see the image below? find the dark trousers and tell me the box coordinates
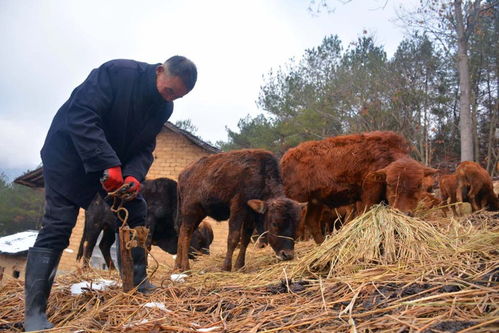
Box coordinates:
[34,185,147,252]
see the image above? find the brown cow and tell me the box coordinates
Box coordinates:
[174,149,303,272]
[439,173,461,216]
[456,161,499,211]
[281,131,438,244]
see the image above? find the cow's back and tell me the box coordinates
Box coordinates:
[456,161,499,210]
[456,161,495,195]
[178,149,284,208]
[281,131,410,202]
[456,161,492,184]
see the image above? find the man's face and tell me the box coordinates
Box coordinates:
[156,66,189,102]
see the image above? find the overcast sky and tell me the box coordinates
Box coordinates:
[0,0,418,178]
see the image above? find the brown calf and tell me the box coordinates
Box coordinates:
[456,161,499,211]
[439,173,461,216]
[281,131,438,244]
[175,149,303,272]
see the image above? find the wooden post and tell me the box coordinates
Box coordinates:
[118,226,134,292]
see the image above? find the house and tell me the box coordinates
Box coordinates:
[0,230,38,281]
[14,121,220,273]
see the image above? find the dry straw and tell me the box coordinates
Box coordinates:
[0,205,497,332]
[289,205,456,278]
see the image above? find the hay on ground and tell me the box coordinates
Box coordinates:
[0,206,497,332]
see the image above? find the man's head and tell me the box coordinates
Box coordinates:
[156,56,197,102]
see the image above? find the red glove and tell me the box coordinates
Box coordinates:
[124,176,141,194]
[101,166,123,192]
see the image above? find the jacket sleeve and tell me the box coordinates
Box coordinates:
[122,138,156,182]
[66,64,121,173]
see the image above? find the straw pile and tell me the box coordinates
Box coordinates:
[0,206,497,332]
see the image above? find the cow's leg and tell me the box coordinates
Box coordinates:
[360,175,385,213]
[345,204,356,223]
[467,184,480,211]
[81,227,102,268]
[480,195,488,211]
[440,189,451,216]
[145,215,155,252]
[99,228,116,270]
[174,211,204,272]
[448,192,459,216]
[234,217,255,270]
[456,179,466,203]
[296,207,307,241]
[305,202,324,244]
[223,200,246,271]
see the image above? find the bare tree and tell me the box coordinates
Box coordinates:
[398,0,486,162]
[455,0,482,161]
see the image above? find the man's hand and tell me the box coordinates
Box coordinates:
[101,166,123,192]
[124,176,141,195]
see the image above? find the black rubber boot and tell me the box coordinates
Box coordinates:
[24,247,61,332]
[115,234,156,294]
[132,247,156,294]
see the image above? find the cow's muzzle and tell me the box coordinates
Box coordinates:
[277,249,294,261]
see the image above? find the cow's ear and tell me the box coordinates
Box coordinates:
[424,167,439,176]
[373,169,387,182]
[247,199,266,214]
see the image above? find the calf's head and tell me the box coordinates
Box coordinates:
[247,198,303,261]
[374,159,438,215]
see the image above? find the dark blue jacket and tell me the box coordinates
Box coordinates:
[41,60,173,208]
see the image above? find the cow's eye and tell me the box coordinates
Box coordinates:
[271,222,278,228]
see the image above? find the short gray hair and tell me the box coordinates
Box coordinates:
[163,56,197,91]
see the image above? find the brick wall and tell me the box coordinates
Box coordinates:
[0,254,25,282]
[147,127,211,180]
[57,127,215,272]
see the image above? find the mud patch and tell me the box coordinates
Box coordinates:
[425,320,477,332]
[266,280,309,294]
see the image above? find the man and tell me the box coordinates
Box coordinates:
[24,56,197,331]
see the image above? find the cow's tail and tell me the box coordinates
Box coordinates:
[76,224,87,261]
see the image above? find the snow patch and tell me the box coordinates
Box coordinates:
[170,273,188,282]
[70,279,117,295]
[0,230,37,254]
[144,302,171,312]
